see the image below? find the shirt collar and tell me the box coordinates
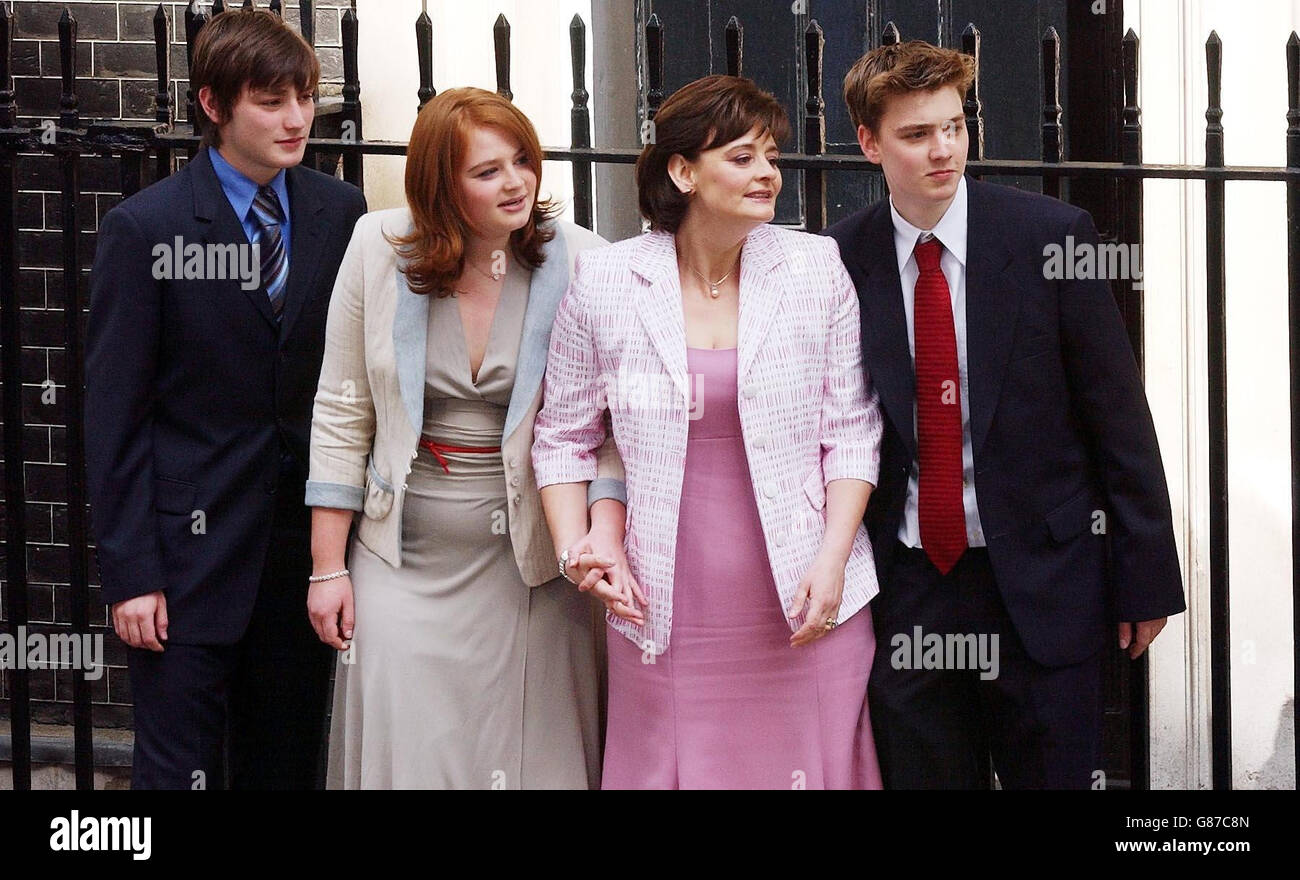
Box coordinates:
[890,174,968,270]
[208,146,289,223]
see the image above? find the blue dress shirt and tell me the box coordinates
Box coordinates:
[208,146,292,265]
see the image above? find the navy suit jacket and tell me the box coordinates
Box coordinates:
[85,147,367,644]
[826,177,1185,667]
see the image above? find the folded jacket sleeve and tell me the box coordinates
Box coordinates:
[533,253,607,488]
[305,216,376,511]
[589,410,627,506]
[820,238,882,486]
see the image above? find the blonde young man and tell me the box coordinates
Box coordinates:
[826,42,1184,789]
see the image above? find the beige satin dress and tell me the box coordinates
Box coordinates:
[326,258,603,789]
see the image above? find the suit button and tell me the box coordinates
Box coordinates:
[513,493,522,504]
[510,458,519,468]
[263,479,277,494]
[411,450,418,460]
[743,384,758,399]
[763,481,777,499]
[511,476,520,487]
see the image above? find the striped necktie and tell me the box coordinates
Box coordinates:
[249,185,288,320]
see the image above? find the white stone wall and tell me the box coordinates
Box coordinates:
[1132,0,1297,790]
[356,0,595,218]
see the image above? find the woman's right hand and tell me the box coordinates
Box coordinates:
[308,574,355,650]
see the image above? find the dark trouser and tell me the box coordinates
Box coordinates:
[127,462,334,790]
[868,542,1102,790]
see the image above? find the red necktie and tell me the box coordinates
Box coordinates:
[913,237,967,574]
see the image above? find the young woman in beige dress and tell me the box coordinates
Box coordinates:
[304,88,625,789]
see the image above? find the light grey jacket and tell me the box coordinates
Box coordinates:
[305,208,625,586]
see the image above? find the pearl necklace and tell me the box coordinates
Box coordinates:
[684,259,738,298]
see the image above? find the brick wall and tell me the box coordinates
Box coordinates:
[0,0,352,730]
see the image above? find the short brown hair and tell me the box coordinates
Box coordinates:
[387,88,557,297]
[842,41,975,133]
[636,75,790,233]
[191,9,320,147]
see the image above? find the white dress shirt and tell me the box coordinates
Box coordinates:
[889,176,986,548]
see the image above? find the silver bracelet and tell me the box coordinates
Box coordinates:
[558,550,577,585]
[309,569,350,583]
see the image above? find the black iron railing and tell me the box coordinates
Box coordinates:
[0,1,1296,792]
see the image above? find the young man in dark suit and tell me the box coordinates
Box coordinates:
[85,9,367,789]
[825,41,1185,789]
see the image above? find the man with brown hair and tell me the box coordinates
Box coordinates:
[826,41,1184,788]
[85,9,367,788]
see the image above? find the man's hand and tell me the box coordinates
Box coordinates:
[112,591,168,652]
[1118,617,1167,659]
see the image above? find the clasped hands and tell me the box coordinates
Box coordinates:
[559,531,847,649]
[560,526,647,626]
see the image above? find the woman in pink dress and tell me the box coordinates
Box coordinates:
[533,75,885,789]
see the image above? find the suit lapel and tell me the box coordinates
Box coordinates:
[846,207,918,462]
[631,230,690,401]
[278,166,327,343]
[503,223,569,444]
[964,179,1020,460]
[393,250,430,435]
[736,224,787,382]
[192,147,277,330]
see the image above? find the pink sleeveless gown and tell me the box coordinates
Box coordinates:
[601,346,883,789]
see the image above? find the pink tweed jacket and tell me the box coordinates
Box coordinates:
[532,223,883,654]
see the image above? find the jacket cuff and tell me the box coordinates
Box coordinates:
[305,479,364,511]
[823,455,880,488]
[588,477,627,508]
[533,458,599,490]
[862,455,880,487]
[98,549,167,605]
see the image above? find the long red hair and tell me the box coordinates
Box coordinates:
[388,87,557,296]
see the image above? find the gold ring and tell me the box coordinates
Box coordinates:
[824,617,837,630]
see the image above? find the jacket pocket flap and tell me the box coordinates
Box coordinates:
[363,456,395,520]
[154,477,196,515]
[1045,487,1097,543]
[802,465,826,511]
